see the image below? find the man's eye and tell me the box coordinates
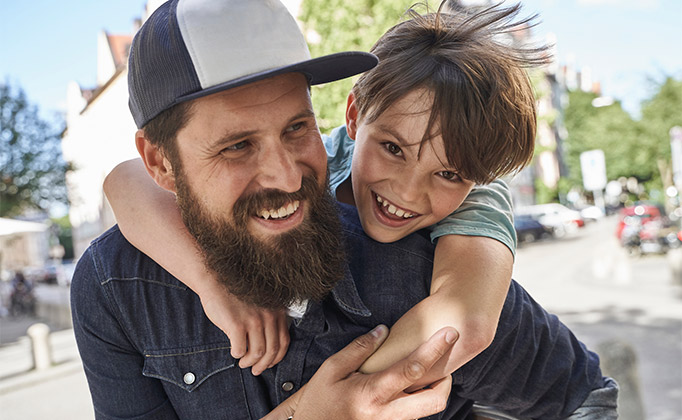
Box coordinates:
[286,122,304,132]
[383,142,402,156]
[223,141,247,152]
[439,170,461,182]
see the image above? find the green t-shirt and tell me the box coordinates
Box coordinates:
[324,125,517,256]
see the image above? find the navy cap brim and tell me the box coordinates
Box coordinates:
[177,51,378,105]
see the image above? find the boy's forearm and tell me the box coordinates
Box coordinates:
[359,234,513,384]
[431,234,512,364]
[103,158,213,295]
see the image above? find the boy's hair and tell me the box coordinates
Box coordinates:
[351,1,551,184]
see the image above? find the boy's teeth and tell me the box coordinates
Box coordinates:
[374,194,415,219]
[258,200,300,220]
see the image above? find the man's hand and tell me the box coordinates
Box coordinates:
[200,283,289,375]
[262,325,458,420]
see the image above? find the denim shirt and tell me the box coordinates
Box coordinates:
[71,203,604,420]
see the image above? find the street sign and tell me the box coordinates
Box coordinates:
[670,126,682,188]
[580,149,607,191]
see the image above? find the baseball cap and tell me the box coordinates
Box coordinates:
[128,0,378,128]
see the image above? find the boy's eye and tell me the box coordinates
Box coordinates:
[439,170,461,182]
[383,142,403,156]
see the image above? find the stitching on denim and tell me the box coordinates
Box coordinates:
[332,294,371,317]
[101,277,186,290]
[144,346,232,358]
[144,365,235,392]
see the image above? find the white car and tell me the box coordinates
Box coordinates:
[516,204,584,238]
[579,205,605,222]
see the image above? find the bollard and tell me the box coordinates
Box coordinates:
[667,248,682,289]
[26,322,52,371]
[597,340,645,420]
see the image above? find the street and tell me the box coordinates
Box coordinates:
[514,215,682,420]
[0,216,680,419]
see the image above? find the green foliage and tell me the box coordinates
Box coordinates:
[299,0,435,133]
[639,77,682,188]
[563,90,642,188]
[534,177,558,204]
[51,214,74,260]
[0,82,70,217]
[562,77,682,196]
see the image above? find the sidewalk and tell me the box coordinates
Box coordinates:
[0,326,94,419]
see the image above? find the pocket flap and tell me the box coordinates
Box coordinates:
[143,344,235,392]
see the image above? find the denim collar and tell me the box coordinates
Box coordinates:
[330,263,372,317]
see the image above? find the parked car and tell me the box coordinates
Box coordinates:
[516,203,584,238]
[615,203,664,241]
[514,214,553,243]
[579,205,605,223]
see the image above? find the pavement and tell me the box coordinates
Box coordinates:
[0,284,94,419]
[0,324,94,419]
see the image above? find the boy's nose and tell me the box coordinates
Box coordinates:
[256,144,302,193]
[393,170,425,204]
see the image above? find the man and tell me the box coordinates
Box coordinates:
[71,0,616,419]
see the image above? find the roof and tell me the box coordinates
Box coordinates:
[107,34,133,69]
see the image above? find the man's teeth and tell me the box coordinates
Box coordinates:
[259,200,300,220]
[375,195,415,218]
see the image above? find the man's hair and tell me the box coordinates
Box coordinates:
[141,101,195,170]
[351,2,551,184]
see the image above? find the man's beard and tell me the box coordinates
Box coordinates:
[175,171,345,310]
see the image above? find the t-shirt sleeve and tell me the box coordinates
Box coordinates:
[324,125,355,198]
[429,179,517,256]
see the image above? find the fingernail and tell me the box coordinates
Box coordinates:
[370,325,386,338]
[445,330,457,344]
[370,324,386,338]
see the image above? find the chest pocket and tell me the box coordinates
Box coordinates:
[142,344,236,392]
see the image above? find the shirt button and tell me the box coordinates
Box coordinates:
[281,381,294,392]
[183,372,196,385]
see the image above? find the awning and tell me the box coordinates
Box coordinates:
[0,218,49,237]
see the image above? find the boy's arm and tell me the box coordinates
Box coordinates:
[103,159,289,373]
[359,234,512,387]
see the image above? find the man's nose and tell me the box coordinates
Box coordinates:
[256,143,303,193]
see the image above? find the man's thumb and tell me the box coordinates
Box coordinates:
[324,325,389,375]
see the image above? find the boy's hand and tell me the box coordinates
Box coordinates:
[199,284,290,375]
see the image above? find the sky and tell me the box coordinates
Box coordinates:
[1,0,680,122]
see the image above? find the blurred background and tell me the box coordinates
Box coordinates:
[0,0,680,419]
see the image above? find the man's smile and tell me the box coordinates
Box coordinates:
[257,200,301,220]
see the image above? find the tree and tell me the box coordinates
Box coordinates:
[563,90,642,189]
[0,82,70,217]
[639,77,682,191]
[299,0,434,133]
[563,78,682,198]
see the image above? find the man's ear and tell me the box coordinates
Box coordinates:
[135,129,177,192]
[345,92,359,141]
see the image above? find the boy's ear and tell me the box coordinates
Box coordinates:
[135,129,177,193]
[345,92,359,140]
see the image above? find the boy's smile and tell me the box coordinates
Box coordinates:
[346,88,475,243]
[373,192,418,224]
